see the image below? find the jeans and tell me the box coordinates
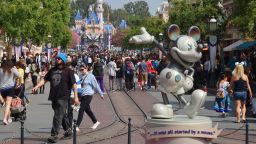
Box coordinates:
[147,73,156,88]
[76,96,97,127]
[215,91,231,112]
[96,76,104,92]
[51,100,71,136]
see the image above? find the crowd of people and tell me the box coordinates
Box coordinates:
[0,49,256,143]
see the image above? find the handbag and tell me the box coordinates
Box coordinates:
[216,91,224,98]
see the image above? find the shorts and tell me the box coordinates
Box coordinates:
[233,91,247,102]
[1,87,15,98]
[109,76,115,80]
[140,72,148,82]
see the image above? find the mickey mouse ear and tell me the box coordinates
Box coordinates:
[167,24,180,41]
[188,26,200,41]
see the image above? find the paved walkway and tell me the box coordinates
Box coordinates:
[0,77,255,144]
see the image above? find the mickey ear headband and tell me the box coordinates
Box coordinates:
[235,62,245,66]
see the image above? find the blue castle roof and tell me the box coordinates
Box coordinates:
[75,10,83,20]
[86,12,100,24]
[104,24,114,32]
[119,20,128,29]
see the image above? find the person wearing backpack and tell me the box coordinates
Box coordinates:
[123,58,135,91]
[92,58,105,93]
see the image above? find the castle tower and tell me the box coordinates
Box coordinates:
[96,0,104,32]
[156,1,169,23]
[74,10,83,30]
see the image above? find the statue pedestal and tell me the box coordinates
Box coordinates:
[146,115,221,144]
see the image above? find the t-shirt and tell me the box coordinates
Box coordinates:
[18,68,24,84]
[139,61,148,73]
[45,67,76,101]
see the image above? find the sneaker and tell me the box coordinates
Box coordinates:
[48,135,58,143]
[62,129,73,140]
[91,121,100,129]
[2,120,8,125]
[8,118,12,124]
[76,127,80,132]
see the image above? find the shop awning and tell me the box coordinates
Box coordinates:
[223,39,256,52]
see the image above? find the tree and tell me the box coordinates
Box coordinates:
[232,0,256,38]
[124,1,151,17]
[168,0,225,37]
[122,17,166,50]
[111,30,127,47]
[110,8,128,27]
[70,0,96,26]
[0,0,72,58]
[0,0,41,58]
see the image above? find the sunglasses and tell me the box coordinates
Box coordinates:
[79,68,84,71]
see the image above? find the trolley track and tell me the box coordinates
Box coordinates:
[0,84,148,144]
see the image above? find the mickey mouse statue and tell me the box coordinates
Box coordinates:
[129,24,207,119]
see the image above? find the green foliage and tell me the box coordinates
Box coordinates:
[122,17,166,50]
[168,0,224,37]
[232,0,256,37]
[70,0,96,26]
[110,8,129,27]
[124,1,151,17]
[0,0,72,57]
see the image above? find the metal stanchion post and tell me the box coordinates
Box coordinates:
[246,119,248,144]
[128,118,131,144]
[73,119,77,144]
[20,121,24,144]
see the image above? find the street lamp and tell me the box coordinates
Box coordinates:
[47,34,52,67]
[208,16,224,88]
[209,17,217,32]
[159,33,163,59]
[209,16,224,73]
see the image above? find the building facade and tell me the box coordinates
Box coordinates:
[74,0,115,52]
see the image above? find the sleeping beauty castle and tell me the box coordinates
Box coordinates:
[73,0,117,51]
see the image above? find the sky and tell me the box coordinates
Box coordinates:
[104,0,166,15]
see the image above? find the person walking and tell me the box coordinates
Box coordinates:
[123,58,135,91]
[32,53,79,143]
[76,64,104,132]
[92,58,105,93]
[230,62,252,123]
[107,58,117,91]
[116,59,124,91]
[215,74,231,117]
[138,57,148,90]
[0,60,20,125]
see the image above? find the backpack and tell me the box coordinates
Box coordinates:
[126,61,134,75]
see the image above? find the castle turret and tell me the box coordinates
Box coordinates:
[96,0,104,31]
[156,1,169,23]
[75,10,83,30]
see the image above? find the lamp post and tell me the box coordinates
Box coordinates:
[47,34,52,68]
[209,16,224,73]
[159,33,163,59]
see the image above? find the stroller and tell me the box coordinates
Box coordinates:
[10,84,27,121]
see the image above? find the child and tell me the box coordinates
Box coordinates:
[214,74,231,117]
[15,78,30,104]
